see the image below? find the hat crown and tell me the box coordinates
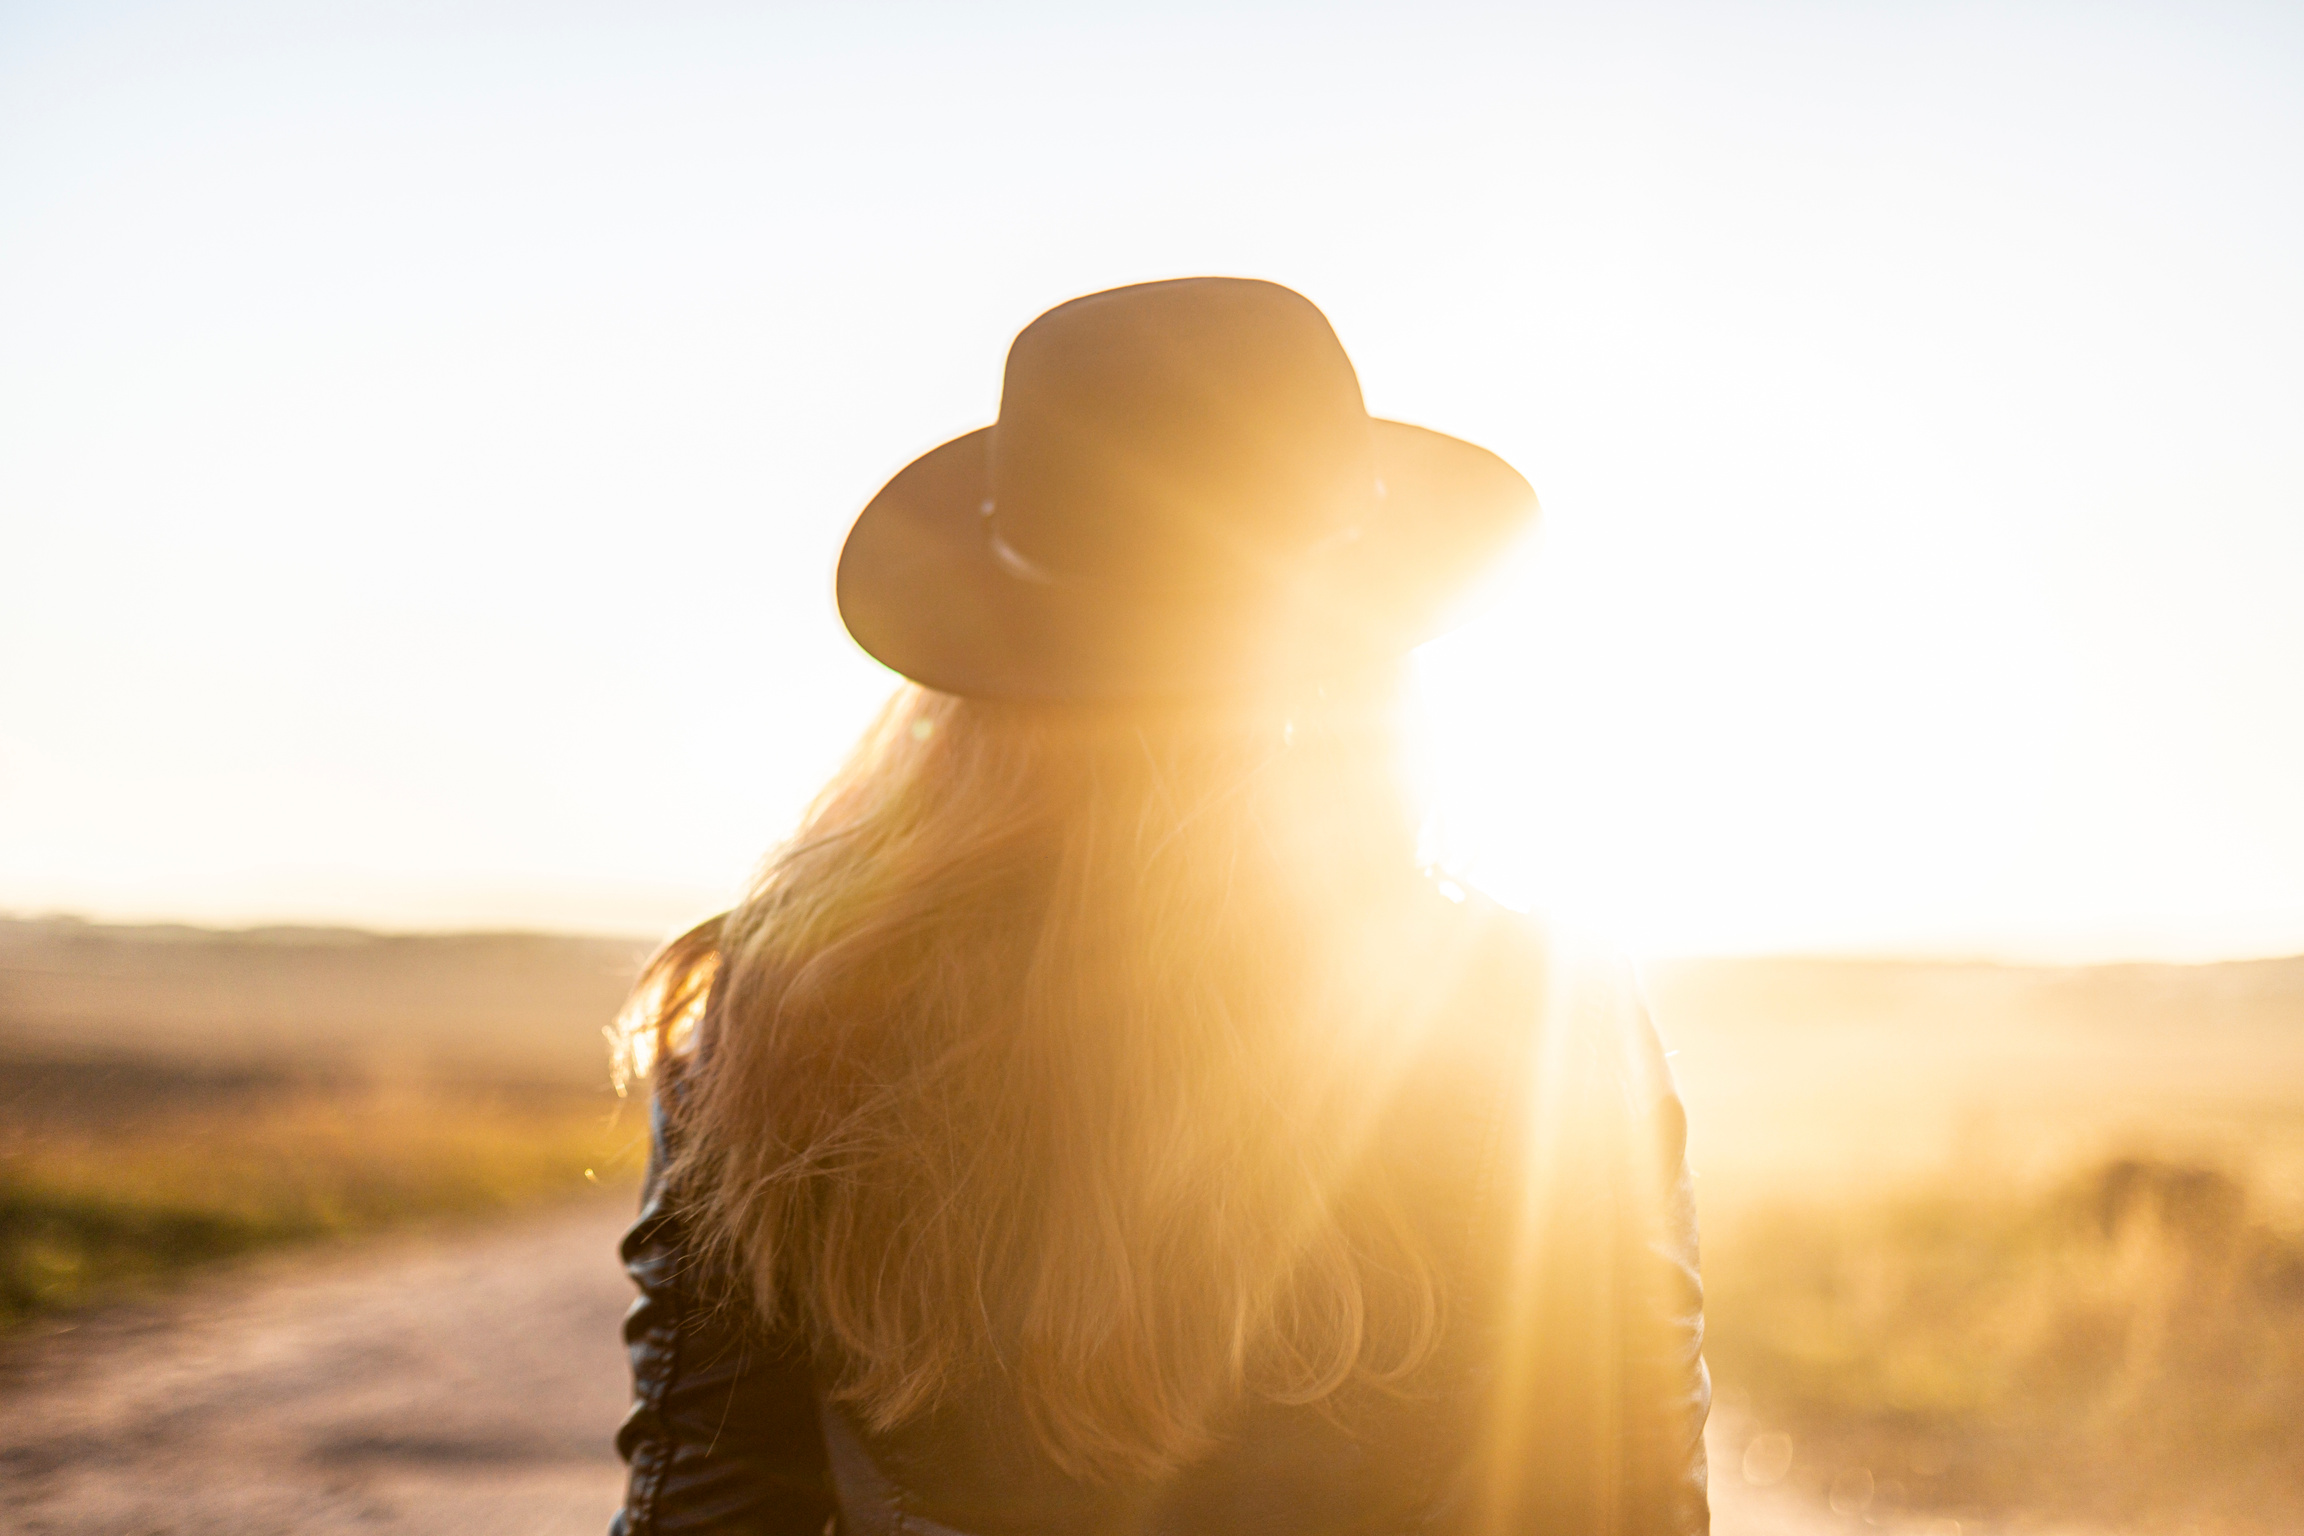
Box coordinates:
[987,279,1378,595]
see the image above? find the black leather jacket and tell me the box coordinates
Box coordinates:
[611,913,1710,1535]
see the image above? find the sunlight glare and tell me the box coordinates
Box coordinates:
[1405,472,2070,958]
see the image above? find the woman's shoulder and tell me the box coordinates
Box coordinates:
[1410,887,1654,1078]
[1392,889,1681,1192]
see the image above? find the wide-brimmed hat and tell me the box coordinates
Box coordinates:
[836,278,1536,701]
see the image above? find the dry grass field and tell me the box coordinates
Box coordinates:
[0,919,650,1323]
[3,917,2299,1530]
[0,1063,644,1324]
[1651,956,2304,1535]
[0,917,647,1083]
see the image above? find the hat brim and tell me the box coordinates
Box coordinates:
[836,420,1537,702]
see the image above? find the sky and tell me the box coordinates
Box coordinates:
[2,0,2300,961]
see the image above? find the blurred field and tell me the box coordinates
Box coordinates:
[1650,955,2304,1535]
[0,918,649,1323]
[0,917,646,1083]
[4,918,2300,1530]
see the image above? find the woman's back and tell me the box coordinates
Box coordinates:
[616,877,1707,1535]
[816,900,1707,1536]
[609,278,1708,1535]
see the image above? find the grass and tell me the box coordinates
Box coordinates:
[0,1060,645,1325]
[8,932,2300,1529]
[1647,953,2304,1532]
[1703,1153,2304,1534]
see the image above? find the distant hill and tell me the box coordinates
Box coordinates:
[0,918,655,1086]
[3,915,2298,1118]
[1644,951,2304,1195]
[1648,951,2304,1040]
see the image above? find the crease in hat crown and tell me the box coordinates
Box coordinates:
[981,277,1382,600]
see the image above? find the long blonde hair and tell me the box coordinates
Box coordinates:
[619,681,1454,1481]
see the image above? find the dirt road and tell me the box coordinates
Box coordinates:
[0,1197,635,1535]
[0,1197,1919,1536]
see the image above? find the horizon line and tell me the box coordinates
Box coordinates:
[7,908,2297,972]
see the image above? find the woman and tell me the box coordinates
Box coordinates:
[611,279,1710,1535]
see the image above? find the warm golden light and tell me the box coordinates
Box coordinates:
[3,6,2297,963]
[4,10,2300,1535]
[1405,512,2083,958]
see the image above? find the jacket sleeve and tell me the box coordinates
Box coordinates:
[1441,949,1712,1536]
[610,1087,837,1536]
[1598,1000,1712,1536]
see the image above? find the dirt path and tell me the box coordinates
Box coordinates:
[0,1196,635,1535]
[0,1197,1935,1536]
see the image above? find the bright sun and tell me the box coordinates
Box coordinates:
[1402,514,2069,960]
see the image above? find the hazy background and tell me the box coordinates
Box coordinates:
[5,0,2300,961]
[4,8,2303,1531]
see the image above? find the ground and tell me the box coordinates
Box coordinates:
[0,1197,633,1535]
[0,1192,2066,1536]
